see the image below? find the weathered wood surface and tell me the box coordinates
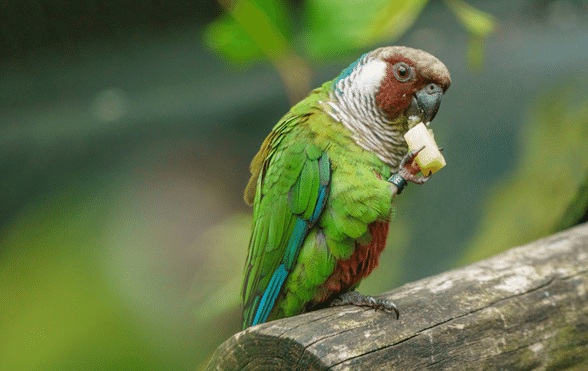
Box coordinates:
[207,223,588,370]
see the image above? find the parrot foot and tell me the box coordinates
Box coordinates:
[398,145,431,184]
[329,291,399,319]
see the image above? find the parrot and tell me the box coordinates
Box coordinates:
[241,46,451,329]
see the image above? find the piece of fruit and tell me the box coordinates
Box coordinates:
[404,123,446,175]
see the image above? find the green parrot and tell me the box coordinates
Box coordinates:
[241,46,451,329]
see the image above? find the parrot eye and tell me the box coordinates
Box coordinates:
[393,62,412,82]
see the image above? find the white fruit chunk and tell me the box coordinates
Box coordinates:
[404,123,446,175]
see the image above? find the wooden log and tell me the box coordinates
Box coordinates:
[207,223,588,370]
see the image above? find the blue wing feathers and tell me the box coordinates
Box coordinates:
[253,264,288,326]
[309,185,329,225]
[249,152,331,326]
[283,218,308,270]
[310,153,330,225]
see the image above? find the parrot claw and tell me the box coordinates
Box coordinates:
[397,146,432,185]
[329,290,399,319]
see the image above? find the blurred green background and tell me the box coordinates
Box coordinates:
[1,0,587,369]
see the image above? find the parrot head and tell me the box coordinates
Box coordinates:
[326,46,451,168]
[373,46,450,124]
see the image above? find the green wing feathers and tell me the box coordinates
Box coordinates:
[242,82,395,328]
[241,111,332,328]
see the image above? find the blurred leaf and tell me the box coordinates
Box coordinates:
[446,0,495,37]
[205,0,494,72]
[459,77,588,265]
[366,0,430,44]
[445,0,496,70]
[204,0,312,104]
[466,36,485,71]
[302,0,429,59]
[203,14,264,64]
[203,0,291,65]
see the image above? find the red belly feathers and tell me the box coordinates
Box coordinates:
[314,220,390,302]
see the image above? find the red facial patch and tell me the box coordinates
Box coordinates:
[376,55,420,119]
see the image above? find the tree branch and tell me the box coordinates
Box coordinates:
[207,223,588,370]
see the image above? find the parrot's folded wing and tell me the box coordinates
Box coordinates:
[242,114,331,329]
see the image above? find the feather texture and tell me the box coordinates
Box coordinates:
[241,83,393,328]
[241,46,450,329]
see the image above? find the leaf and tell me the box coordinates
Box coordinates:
[203,0,291,65]
[364,0,431,44]
[467,36,485,71]
[445,0,495,37]
[445,0,496,71]
[302,0,430,59]
[203,14,264,65]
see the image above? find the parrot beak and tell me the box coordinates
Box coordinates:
[406,83,443,124]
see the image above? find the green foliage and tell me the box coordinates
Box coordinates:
[459,76,588,265]
[203,0,291,65]
[204,15,264,64]
[204,0,495,68]
[445,0,496,70]
[301,0,430,59]
[446,0,495,37]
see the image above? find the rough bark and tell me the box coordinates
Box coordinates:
[207,223,588,370]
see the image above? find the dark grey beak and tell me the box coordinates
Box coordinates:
[406,83,443,123]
